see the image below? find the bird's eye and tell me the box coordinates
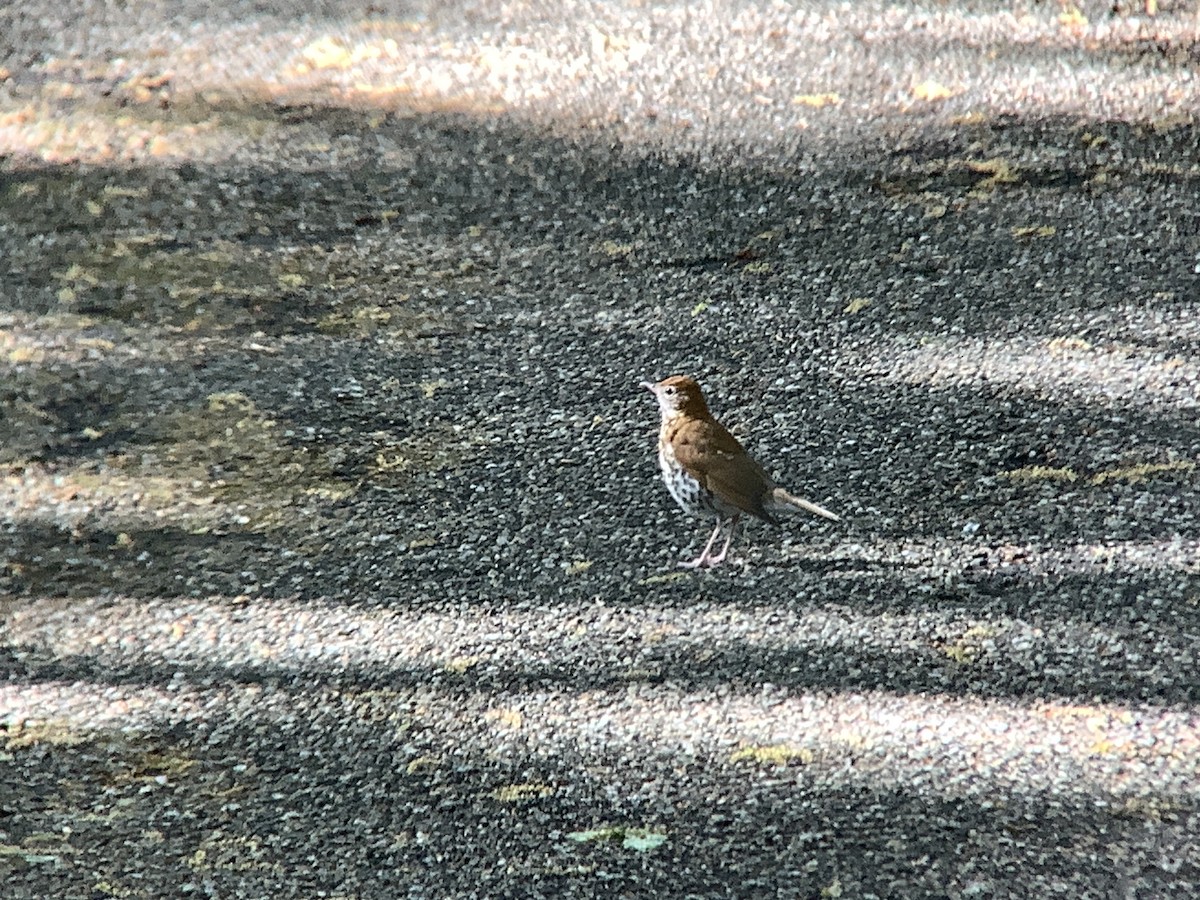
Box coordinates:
[664,386,676,395]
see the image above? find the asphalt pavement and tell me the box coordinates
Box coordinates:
[2,1,1200,897]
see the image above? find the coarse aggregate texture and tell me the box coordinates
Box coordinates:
[2,0,1200,897]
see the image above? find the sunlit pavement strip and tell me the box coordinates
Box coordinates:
[3,668,1197,808]
[863,334,1200,410]
[2,0,1199,894]
[5,586,1199,805]
[4,563,1198,677]
[2,4,1199,165]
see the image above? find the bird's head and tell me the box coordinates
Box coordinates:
[640,375,711,420]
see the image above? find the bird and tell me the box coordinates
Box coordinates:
[641,375,840,568]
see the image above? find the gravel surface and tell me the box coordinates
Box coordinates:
[2,1,1200,897]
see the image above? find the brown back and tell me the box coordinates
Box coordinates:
[666,415,776,524]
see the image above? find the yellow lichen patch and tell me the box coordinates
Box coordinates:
[962,624,995,640]
[317,295,455,338]
[47,238,319,330]
[109,750,197,785]
[730,743,815,766]
[792,92,842,108]
[999,466,1078,483]
[186,834,282,874]
[486,708,524,730]
[0,94,247,165]
[1149,113,1192,134]
[843,297,872,315]
[420,379,448,399]
[641,624,681,644]
[369,425,486,488]
[491,783,554,802]
[1088,738,1129,756]
[940,624,996,664]
[4,719,89,750]
[1011,225,1056,239]
[445,655,480,674]
[1111,796,1186,820]
[2,465,240,534]
[1058,4,1088,30]
[910,79,958,102]
[138,391,353,528]
[405,755,439,774]
[275,273,306,289]
[564,560,593,576]
[3,383,328,532]
[88,880,134,898]
[316,304,394,336]
[5,345,44,365]
[638,572,689,585]
[966,158,1019,195]
[1047,336,1092,354]
[1090,460,1195,486]
[299,36,355,70]
[942,643,973,664]
[598,240,635,257]
[287,31,410,78]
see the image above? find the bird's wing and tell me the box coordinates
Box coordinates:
[670,418,776,523]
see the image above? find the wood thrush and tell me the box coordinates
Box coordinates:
[642,375,840,568]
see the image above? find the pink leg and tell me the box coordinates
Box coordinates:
[679,521,723,569]
[705,516,740,567]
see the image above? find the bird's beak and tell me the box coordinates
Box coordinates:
[639,380,656,393]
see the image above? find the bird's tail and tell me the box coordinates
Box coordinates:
[769,487,841,522]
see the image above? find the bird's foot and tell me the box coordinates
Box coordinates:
[702,518,739,568]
